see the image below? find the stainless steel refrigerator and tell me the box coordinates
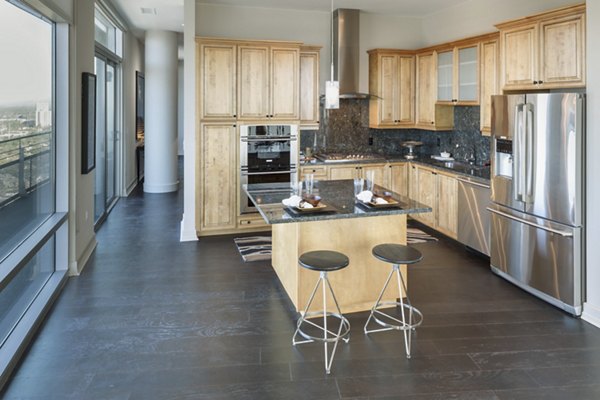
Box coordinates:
[489,93,585,316]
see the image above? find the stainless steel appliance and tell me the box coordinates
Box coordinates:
[314,153,385,163]
[457,176,491,256]
[489,93,585,315]
[240,124,298,214]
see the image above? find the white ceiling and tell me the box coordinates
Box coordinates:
[110,0,470,35]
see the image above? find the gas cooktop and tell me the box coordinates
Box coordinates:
[314,153,386,163]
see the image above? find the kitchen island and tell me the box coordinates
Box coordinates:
[244,180,431,313]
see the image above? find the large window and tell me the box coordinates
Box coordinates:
[0,0,64,386]
[0,2,54,263]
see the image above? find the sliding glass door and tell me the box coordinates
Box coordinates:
[94,56,117,225]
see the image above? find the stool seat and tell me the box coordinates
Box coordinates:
[299,250,349,272]
[372,244,423,265]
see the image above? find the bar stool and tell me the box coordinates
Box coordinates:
[364,244,423,358]
[292,250,351,374]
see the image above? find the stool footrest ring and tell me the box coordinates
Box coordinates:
[293,311,351,345]
[367,301,423,332]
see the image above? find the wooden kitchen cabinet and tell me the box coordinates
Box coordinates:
[198,41,237,120]
[435,171,458,239]
[415,51,454,131]
[238,43,300,120]
[436,43,479,105]
[368,50,415,128]
[300,165,327,181]
[479,36,499,136]
[387,163,409,198]
[197,123,238,235]
[497,3,585,90]
[327,164,386,186]
[299,46,321,129]
[408,163,458,238]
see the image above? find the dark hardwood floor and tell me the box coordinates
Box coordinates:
[3,183,600,399]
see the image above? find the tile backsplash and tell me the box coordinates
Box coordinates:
[300,99,490,165]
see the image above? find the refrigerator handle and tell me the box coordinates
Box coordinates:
[487,207,574,237]
[513,103,525,202]
[524,103,535,204]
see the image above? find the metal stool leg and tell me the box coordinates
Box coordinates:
[293,271,350,374]
[364,263,422,359]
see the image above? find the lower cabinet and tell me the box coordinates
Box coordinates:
[435,171,458,238]
[197,123,238,234]
[387,163,409,197]
[327,164,387,186]
[409,163,458,238]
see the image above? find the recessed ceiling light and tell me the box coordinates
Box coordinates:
[140,7,157,15]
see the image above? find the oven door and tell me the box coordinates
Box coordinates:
[240,169,297,214]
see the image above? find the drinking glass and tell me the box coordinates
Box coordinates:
[291,180,302,195]
[354,178,364,197]
[304,174,314,194]
[365,170,375,191]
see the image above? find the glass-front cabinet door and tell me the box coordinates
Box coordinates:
[437,50,453,102]
[457,46,478,103]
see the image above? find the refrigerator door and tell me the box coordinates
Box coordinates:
[488,203,583,316]
[524,93,584,227]
[491,95,526,211]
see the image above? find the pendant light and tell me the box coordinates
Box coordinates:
[325,0,339,109]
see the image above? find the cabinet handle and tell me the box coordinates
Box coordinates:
[233,114,237,118]
[538,80,543,84]
[233,124,236,127]
[431,121,434,124]
[533,80,538,84]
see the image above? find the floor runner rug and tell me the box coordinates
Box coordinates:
[234,229,437,262]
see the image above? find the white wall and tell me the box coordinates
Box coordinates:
[68,0,96,275]
[178,59,184,156]
[420,0,578,45]
[122,32,144,193]
[583,1,600,327]
[196,4,423,94]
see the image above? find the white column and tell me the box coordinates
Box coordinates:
[180,0,198,241]
[144,30,178,193]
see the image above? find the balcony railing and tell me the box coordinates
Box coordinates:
[0,131,51,208]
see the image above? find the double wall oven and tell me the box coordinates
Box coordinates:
[240,124,298,214]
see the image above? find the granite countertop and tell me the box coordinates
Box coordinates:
[301,154,491,182]
[243,180,432,224]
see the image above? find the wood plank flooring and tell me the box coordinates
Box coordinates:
[2,184,600,399]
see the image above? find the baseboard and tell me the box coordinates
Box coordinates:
[180,219,198,242]
[69,237,97,276]
[583,302,600,328]
[125,178,138,195]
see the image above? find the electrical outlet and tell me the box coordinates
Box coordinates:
[368,137,373,146]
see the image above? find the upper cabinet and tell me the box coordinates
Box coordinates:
[299,46,321,129]
[480,35,500,135]
[238,44,300,120]
[198,41,237,120]
[416,51,454,131]
[368,49,415,128]
[496,3,585,91]
[436,44,479,105]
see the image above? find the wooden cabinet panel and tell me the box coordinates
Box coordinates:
[271,47,299,120]
[362,164,386,187]
[540,14,585,86]
[436,172,458,238]
[299,47,320,128]
[368,50,414,129]
[416,53,435,127]
[480,38,499,136]
[328,165,358,180]
[199,42,237,120]
[502,24,538,89]
[300,166,327,181]
[198,123,237,232]
[497,4,585,90]
[238,45,270,119]
[388,163,408,198]
[416,167,436,227]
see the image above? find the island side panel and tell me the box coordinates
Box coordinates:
[272,223,300,307]
[293,214,408,314]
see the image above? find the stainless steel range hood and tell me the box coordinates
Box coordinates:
[333,9,370,99]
